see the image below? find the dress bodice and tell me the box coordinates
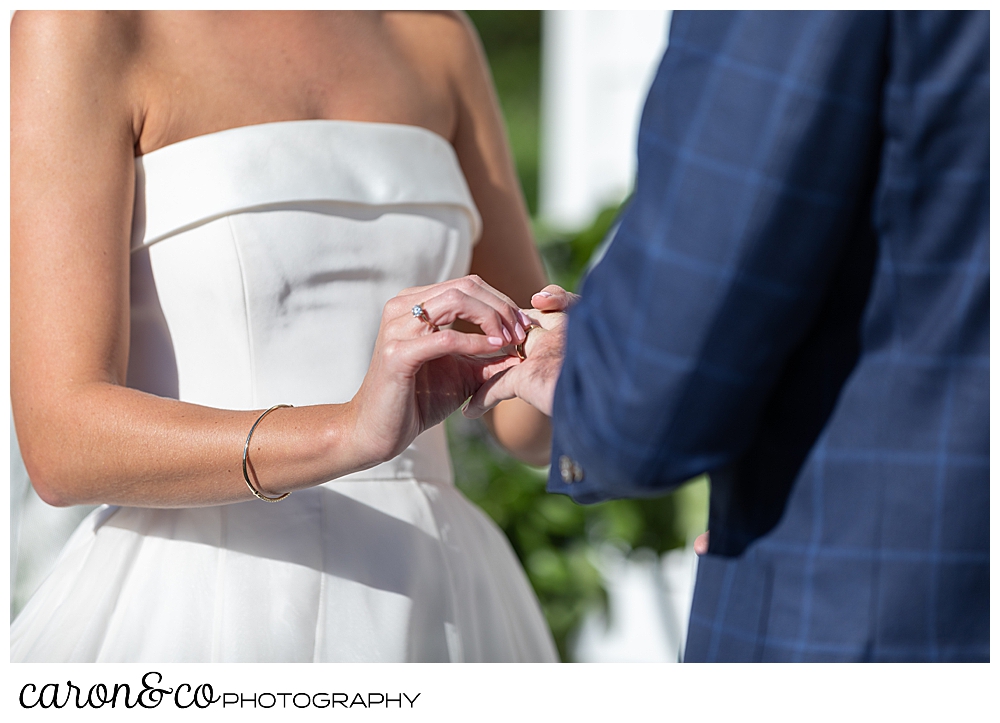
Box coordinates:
[14,120,558,664]
[127,120,482,484]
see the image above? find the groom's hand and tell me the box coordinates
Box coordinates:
[463,314,565,418]
[530,284,579,313]
[463,285,577,418]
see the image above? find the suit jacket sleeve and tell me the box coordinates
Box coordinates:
[548,11,888,502]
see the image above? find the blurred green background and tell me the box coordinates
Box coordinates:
[452,11,709,662]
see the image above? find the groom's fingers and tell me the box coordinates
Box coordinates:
[463,367,517,419]
[531,284,579,312]
[472,354,521,381]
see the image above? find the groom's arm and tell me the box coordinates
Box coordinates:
[548,10,888,502]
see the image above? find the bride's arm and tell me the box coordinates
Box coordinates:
[11,12,522,508]
[428,12,555,466]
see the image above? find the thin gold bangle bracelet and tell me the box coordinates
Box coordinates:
[242,404,293,502]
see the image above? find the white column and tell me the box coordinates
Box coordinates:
[540,10,671,230]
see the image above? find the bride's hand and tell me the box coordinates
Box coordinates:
[349,275,525,465]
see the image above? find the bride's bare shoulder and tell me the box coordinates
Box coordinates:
[11,10,143,61]
[383,11,496,111]
[12,11,145,130]
[385,11,485,69]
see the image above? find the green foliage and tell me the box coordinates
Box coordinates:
[454,11,709,662]
[449,400,708,662]
[533,204,625,293]
[466,11,541,215]
[447,416,604,660]
[449,205,709,661]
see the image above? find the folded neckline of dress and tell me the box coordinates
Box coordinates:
[131,119,482,249]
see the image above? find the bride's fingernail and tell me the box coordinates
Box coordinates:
[503,327,512,343]
[487,336,505,346]
[517,310,532,327]
[514,324,526,342]
[533,291,553,299]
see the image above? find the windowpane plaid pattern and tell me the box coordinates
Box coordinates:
[548,11,988,661]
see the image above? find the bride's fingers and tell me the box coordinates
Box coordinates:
[442,276,532,339]
[396,275,528,341]
[385,292,504,344]
[400,275,519,312]
[420,288,518,343]
[531,284,579,312]
[389,287,521,344]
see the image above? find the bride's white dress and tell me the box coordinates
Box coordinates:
[10,120,558,662]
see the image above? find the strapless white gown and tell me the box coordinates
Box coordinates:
[10,120,558,663]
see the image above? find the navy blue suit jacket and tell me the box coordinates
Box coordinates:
[548,11,988,661]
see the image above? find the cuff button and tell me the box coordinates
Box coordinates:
[558,455,585,483]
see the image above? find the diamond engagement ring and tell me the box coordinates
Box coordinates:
[411,304,439,332]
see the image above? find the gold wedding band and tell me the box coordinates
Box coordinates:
[515,324,535,360]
